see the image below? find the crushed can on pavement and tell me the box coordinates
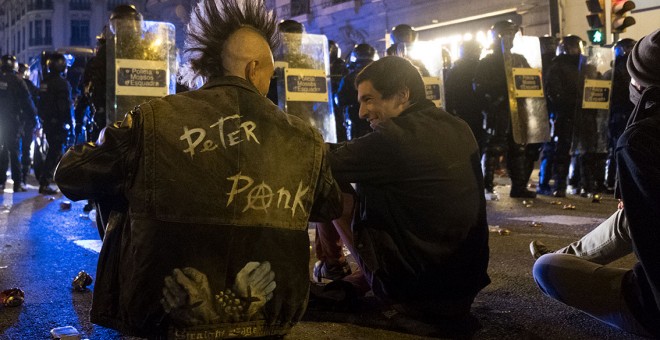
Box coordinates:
[72,271,93,292]
[1,288,24,307]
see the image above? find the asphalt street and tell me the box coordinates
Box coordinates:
[0,173,647,339]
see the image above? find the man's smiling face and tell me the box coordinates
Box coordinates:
[357,80,407,129]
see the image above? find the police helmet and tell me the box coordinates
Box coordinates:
[390,24,418,45]
[18,63,30,77]
[110,4,143,22]
[539,35,559,56]
[47,53,67,74]
[490,20,519,41]
[459,40,481,60]
[613,38,636,59]
[556,35,584,56]
[1,54,17,73]
[350,43,377,63]
[109,4,143,35]
[278,20,305,34]
[328,40,341,61]
[386,43,406,57]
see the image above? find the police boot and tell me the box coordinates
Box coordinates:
[509,153,536,198]
[483,154,498,193]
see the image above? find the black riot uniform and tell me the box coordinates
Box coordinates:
[17,63,39,187]
[604,38,636,191]
[329,40,348,142]
[473,21,537,198]
[38,53,73,194]
[445,40,485,153]
[74,34,107,144]
[0,55,37,192]
[544,35,596,197]
[336,43,377,140]
[536,36,560,195]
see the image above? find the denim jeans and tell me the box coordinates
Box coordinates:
[532,209,652,337]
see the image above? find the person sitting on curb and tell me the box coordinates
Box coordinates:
[530,28,660,338]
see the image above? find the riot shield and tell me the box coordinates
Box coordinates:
[572,46,613,154]
[106,19,176,125]
[408,40,445,108]
[274,33,336,142]
[507,35,551,144]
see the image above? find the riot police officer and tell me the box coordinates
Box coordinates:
[536,36,560,195]
[445,40,484,153]
[17,63,39,187]
[109,4,145,59]
[474,21,537,198]
[0,55,37,192]
[75,30,107,145]
[38,53,73,194]
[544,35,593,197]
[329,40,348,142]
[604,38,636,192]
[336,43,377,140]
[388,24,430,76]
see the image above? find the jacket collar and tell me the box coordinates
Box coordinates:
[399,99,436,117]
[201,76,262,95]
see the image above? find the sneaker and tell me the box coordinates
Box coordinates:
[39,185,58,195]
[13,184,27,192]
[530,240,554,259]
[313,260,351,283]
[510,187,537,198]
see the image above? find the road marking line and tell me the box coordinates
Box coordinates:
[74,239,102,253]
[509,215,605,226]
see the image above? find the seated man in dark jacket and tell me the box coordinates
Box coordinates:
[54,0,342,337]
[316,56,490,321]
[530,28,660,338]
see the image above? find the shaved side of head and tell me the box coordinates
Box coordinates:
[222,27,272,78]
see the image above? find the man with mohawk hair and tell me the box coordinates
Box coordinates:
[54,0,342,337]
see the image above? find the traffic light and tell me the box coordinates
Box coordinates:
[587,29,604,45]
[585,0,605,45]
[611,0,636,33]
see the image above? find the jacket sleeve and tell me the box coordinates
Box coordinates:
[54,110,140,202]
[308,146,343,222]
[327,131,397,184]
[616,123,660,310]
[15,76,37,119]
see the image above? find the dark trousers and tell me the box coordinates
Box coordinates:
[20,125,34,184]
[39,129,67,187]
[0,127,22,185]
[483,133,530,191]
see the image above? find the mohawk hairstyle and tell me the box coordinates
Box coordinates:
[179,0,279,88]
